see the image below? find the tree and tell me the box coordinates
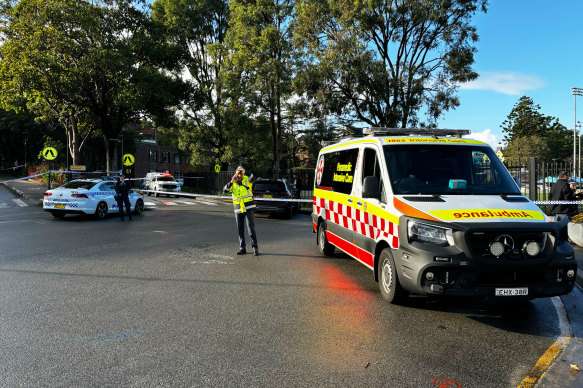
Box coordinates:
[152,0,232,169]
[224,0,297,178]
[293,0,487,128]
[0,0,188,173]
[501,96,571,162]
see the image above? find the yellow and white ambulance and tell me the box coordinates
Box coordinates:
[312,128,577,303]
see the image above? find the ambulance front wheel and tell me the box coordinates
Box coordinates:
[318,221,335,256]
[378,248,406,304]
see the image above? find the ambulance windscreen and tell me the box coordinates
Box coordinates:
[383,144,520,195]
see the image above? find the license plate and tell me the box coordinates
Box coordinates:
[495,288,528,296]
[54,204,66,209]
[263,194,272,198]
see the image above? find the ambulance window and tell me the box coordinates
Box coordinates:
[317,149,358,194]
[362,148,385,202]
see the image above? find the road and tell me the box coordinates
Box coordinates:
[0,184,581,387]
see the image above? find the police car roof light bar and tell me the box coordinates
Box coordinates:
[363,127,471,138]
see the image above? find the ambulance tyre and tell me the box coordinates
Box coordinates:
[318,221,335,256]
[378,248,406,304]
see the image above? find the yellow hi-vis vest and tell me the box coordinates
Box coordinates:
[231,175,255,213]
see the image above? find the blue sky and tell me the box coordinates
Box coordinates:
[440,0,583,148]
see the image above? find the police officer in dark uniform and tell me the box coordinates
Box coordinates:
[115,175,132,221]
[549,171,576,219]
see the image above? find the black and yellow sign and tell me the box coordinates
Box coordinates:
[123,166,134,177]
[122,154,135,166]
[42,147,58,160]
[215,164,221,173]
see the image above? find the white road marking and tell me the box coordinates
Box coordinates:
[196,200,218,206]
[0,201,8,208]
[178,201,197,205]
[12,199,27,207]
[163,201,178,206]
[197,253,235,265]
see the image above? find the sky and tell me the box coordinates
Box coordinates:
[440,0,583,149]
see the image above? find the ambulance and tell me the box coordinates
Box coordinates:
[312,128,577,303]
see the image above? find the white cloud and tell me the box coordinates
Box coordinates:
[464,128,502,149]
[459,71,545,95]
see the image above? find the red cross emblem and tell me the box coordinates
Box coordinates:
[316,156,324,185]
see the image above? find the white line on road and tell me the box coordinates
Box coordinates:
[12,199,27,207]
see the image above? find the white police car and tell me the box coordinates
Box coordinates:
[43,179,144,219]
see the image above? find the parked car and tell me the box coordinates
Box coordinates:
[144,172,181,197]
[252,178,298,218]
[43,179,144,219]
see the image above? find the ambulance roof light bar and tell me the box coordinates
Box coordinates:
[363,127,471,138]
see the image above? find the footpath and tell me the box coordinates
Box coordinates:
[2,174,583,386]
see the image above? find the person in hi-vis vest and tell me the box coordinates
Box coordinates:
[223,166,259,255]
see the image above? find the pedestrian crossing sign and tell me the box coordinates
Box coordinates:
[123,154,135,166]
[42,147,58,160]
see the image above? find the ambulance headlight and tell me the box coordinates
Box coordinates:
[408,221,454,246]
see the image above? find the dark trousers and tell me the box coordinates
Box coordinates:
[236,209,257,249]
[117,195,132,220]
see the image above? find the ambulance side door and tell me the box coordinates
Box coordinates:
[354,146,388,261]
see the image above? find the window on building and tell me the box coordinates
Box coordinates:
[185,156,190,165]
[174,153,181,164]
[149,150,158,162]
[162,151,170,163]
[149,169,158,173]
[174,170,182,178]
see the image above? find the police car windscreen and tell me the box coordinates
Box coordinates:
[158,177,176,182]
[383,144,520,195]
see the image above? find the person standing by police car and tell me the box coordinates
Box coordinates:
[223,166,259,256]
[115,174,132,221]
[549,171,577,219]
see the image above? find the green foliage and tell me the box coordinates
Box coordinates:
[501,96,571,163]
[224,0,298,177]
[0,0,188,172]
[152,0,234,170]
[293,0,487,128]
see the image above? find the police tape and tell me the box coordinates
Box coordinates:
[137,189,313,203]
[2,172,583,205]
[0,164,25,172]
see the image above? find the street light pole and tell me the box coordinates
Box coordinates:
[574,87,583,178]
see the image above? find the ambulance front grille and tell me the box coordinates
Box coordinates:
[467,231,549,260]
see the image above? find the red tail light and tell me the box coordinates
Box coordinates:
[72,193,88,198]
[44,192,52,196]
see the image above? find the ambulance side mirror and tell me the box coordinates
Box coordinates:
[362,176,380,199]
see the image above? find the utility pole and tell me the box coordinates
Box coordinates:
[573,87,583,177]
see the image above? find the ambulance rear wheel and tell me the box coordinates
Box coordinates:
[318,221,335,256]
[378,248,406,304]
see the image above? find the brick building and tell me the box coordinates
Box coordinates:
[133,127,189,180]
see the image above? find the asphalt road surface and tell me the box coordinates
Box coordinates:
[0,185,578,387]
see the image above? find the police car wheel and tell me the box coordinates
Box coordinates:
[95,202,108,219]
[318,221,335,256]
[133,199,144,215]
[378,248,406,304]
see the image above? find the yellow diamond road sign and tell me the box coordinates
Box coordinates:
[122,154,135,166]
[42,147,58,160]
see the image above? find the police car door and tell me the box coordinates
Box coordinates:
[99,181,118,212]
[354,146,388,262]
